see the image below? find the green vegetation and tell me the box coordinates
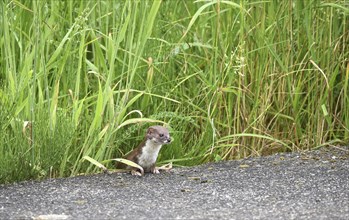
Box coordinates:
[0,0,348,184]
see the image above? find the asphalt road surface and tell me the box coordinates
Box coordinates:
[1,146,348,219]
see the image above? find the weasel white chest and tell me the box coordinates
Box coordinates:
[137,140,162,169]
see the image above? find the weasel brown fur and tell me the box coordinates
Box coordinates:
[116,125,171,175]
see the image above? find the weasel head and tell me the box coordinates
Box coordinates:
[146,125,171,145]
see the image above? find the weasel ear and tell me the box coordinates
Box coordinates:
[146,127,155,138]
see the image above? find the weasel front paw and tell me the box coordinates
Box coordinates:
[152,168,160,174]
[131,170,142,176]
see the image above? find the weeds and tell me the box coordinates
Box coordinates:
[0,0,348,183]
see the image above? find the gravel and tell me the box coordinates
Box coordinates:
[1,146,348,219]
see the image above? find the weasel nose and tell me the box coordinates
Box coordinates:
[167,137,171,143]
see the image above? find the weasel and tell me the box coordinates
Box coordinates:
[116,125,171,176]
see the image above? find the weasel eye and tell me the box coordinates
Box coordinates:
[159,133,164,137]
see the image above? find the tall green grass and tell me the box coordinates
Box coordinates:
[0,0,348,183]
